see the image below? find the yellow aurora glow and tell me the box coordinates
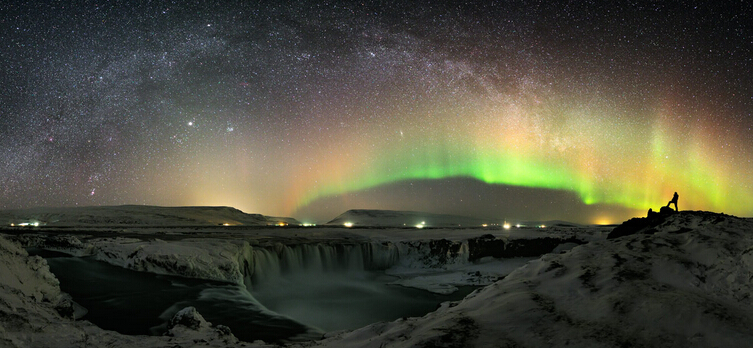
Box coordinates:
[282,91,752,223]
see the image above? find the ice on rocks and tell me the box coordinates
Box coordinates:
[294,211,753,348]
[7,210,753,347]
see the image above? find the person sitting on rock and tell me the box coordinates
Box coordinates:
[666,192,679,211]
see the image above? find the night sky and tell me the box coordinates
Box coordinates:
[2,1,752,224]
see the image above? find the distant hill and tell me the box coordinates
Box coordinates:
[324,209,501,227]
[0,205,300,227]
[324,209,584,228]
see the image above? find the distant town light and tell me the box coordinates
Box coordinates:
[594,219,611,225]
[415,223,424,229]
[301,223,316,227]
[482,224,488,227]
[344,222,354,228]
[503,223,511,230]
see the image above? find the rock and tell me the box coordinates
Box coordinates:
[607,206,677,239]
[659,205,677,214]
[165,306,239,344]
[167,307,208,331]
[215,324,233,337]
[467,235,583,261]
[54,293,88,319]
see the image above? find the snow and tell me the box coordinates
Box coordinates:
[297,211,753,348]
[0,234,273,348]
[3,209,753,347]
[8,230,578,295]
[387,256,536,294]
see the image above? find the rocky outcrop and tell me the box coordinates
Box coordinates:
[468,234,583,261]
[0,235,266,348]
[305,211,753,348]
[607,206,677,239]
[165,306,238,344]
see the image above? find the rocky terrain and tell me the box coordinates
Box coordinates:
[3,209,752,347]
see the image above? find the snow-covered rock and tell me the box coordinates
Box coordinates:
[165,306,239,344]
[296,211,753,347]
[5,211,753,347]
[7,228,587,296]
[0,235,273,348]
[92,237,252,284]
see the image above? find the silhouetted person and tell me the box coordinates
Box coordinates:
[667,192,678,211]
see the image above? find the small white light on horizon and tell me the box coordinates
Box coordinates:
[344,222,354,228]
[503,223,511,230]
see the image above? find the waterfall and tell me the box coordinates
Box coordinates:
[242,242,400,290]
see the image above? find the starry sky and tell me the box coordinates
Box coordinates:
[2,0,752,225]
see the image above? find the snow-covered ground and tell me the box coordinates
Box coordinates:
[4,209,753,347]
[295,211,753,348]
[0,232,273,348]
[3,205,599,296]
[6,225,589,295]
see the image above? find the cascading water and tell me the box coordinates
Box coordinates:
[29,237,483,342]
[238,241,472,332]
[243,242,402,290]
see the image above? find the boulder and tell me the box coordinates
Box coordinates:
[165,306,239,344]
[167,306,207,331]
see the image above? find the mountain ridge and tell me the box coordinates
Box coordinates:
[0,205,300,227]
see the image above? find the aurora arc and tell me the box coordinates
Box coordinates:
[290,96,753,220]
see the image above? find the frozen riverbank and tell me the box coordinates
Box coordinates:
[6,211,749,347]
[6,225,594,295]
[2,223,593,345]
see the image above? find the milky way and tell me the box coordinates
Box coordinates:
[2,1,752,224]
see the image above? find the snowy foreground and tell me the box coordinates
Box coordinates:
[3,211,753,347]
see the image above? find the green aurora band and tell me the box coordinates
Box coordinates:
[289,97,753,221]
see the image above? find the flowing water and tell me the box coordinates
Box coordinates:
[34,248,474,343]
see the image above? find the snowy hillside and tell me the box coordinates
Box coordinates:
[0,205,299,227]
[3,210,753,347]
[300,211,753,347]
[0,233,257,348]
[325,209,500,227]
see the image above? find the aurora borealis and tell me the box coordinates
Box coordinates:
[2,1,751,224]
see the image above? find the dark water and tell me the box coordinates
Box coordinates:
[33,249,473,343]
[252,272,476,332]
